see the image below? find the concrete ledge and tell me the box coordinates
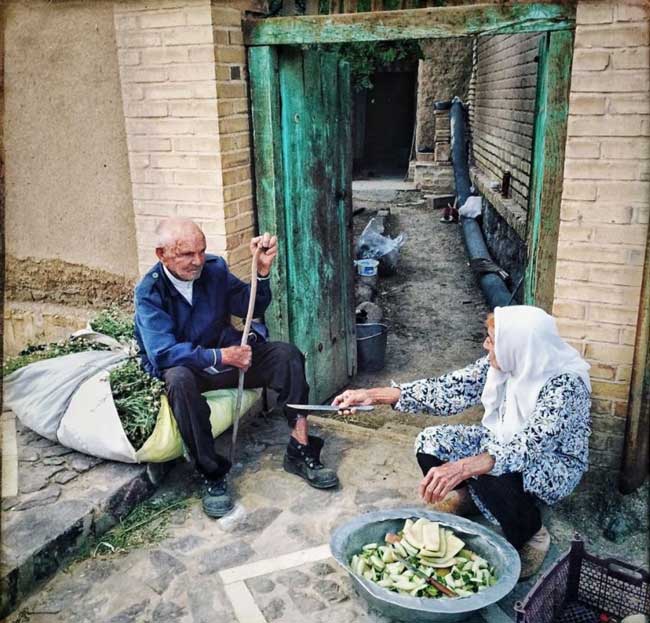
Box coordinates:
[470,166,527,240]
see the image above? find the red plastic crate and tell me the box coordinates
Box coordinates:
[514,535,650,623]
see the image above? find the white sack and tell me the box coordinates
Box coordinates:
[58,367,137,463]
[3,351,127,441]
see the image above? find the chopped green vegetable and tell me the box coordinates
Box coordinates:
[349,517,498,599]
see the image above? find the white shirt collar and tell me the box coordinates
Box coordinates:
[162,264,194,305]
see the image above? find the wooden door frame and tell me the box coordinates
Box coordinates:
[246,2,576,316]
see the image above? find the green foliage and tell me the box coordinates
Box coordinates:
[91,495,192,556]
[90,305,135,342]
[325,40,422,91]
[2,339,109,377]
[109,358,165,451]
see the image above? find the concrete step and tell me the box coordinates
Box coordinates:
[0,415,169,619]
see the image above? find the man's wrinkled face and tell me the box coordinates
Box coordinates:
[157,230,206,281]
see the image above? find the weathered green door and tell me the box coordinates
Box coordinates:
[249,46,355,404]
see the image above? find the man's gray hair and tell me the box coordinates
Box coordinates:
[155,218,204,249]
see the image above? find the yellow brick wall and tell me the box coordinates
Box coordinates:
[114,0,259,279]
[114,0,226,276]
[553,0,650,469]
[212,2,257,279]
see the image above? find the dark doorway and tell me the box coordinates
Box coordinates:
[354,70,416,177]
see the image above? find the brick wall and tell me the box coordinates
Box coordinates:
[468,33,543,210]
[553,0,649,470]
[114,0,225,276]
[212,2,256,277]
[114,0,258,278]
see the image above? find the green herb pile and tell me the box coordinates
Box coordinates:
[109,358,165,451]
[5,305,164,451]
[89,305,135,342]
[2,339,109,377]
[91,495,190,557]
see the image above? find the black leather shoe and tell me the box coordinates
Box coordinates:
[283,435,339,489]
[202,477,234,518]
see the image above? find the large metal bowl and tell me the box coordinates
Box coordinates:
[330,508,520,622]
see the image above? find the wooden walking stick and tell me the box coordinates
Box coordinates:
[230,243,263,464]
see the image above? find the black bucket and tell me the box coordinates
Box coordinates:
[356,323,388,372]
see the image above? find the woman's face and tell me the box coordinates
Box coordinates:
[483,326,501,370]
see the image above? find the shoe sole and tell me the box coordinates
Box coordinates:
[202,500,234,518]
[283,459,339,489]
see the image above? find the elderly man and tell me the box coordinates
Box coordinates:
[134,218,339,518]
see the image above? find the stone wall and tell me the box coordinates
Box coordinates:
[482,201,526,302]
[468,32,543,210]
[553,0,650,471]
[415,38,472,154]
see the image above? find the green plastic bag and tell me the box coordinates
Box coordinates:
[135,388,259,463]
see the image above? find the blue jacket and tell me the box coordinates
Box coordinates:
[134,255,271,378]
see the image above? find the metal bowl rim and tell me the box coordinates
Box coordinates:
[330,507,521,615]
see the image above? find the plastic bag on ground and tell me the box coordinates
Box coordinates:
[4,340,260,463]
[355,217,407,275]
[459,195,482,219]
[135,388,259,463]
[58,364,137,462]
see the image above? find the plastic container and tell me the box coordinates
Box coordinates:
[356,323,388,372]
[355,259,379,277]
[515,534,650,623]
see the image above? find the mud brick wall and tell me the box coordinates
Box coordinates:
[553,0,650,471]
[468,33,543,211]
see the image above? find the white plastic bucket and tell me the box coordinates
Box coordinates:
[355,259,379,277]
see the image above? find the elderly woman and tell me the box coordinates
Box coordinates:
[333,305,591,578]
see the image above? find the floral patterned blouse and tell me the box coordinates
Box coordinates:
[394,356,592,509]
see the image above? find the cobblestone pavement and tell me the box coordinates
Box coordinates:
[6,415,502,623]
[6,411,649,623]
[1,409,160,619]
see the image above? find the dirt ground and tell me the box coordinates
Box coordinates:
[329,180,489,432]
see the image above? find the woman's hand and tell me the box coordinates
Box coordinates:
[418,460,469,504]
[332,387,401,413]
[418,453,495,504]
[332,389,373,414]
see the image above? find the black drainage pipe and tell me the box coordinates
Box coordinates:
[449,97,513,310]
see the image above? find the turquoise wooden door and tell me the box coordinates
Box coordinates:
[249,46,355,404]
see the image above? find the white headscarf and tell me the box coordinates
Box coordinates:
[481,305,591,444]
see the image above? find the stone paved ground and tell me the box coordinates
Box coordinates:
[6,415,509,623]
[5,412,648,623]
[1,409,163,618]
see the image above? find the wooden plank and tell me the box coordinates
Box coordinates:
[337,58,356,378]
[524,30,573,312]
[279,48,312,385]
[304,0,320,15]
[620,223,650,493]
[243,3,574,45]
[248,46,290,343]
[275,48,353,402]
